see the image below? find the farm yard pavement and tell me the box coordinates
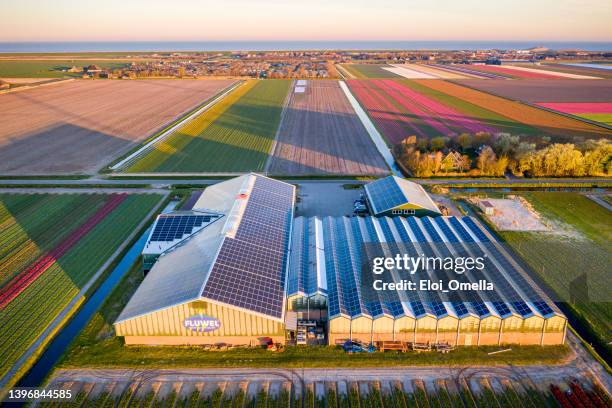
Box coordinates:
[45,334,610,397]
[0,79,236,175]
[268,80,389,176]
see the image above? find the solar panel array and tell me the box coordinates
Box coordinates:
[149,213,221,242]
[294,215,560,321]
[364,176,407,214]
[201,175,294,319]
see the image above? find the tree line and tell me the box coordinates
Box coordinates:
[392,133,611,177]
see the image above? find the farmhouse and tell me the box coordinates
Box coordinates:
[114,174,567,347]
[364,176,442,217]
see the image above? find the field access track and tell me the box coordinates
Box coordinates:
[127,80,291,173]
[0,193,163,383]
[0,79,235,175]
[268,80,388,176]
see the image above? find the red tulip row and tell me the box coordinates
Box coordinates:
[0,193,127,309]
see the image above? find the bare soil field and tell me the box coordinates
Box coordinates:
[475,197,548,231]
[454,79,612,103]
[268,80,388,176]
[0,79,235,174]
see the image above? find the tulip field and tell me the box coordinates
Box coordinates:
[538,102,612,126]
[0,193,163,382]
[346,79,541,144]
[126,79,291,173]
[417,80,612,140]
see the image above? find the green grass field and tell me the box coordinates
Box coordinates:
[0,60,132,78]
[341,64,401,79]
[59,259,569,370]
[0,193,163,382]
[494,193,611,354]
[576,113,612,126]
[126,79,291,173]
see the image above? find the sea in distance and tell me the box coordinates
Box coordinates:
[1,40,612,53]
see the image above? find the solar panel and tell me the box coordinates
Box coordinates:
[149,214,218,242]
[200,175,294,320]
[461,217,489,242]
[448,217,475,242]
[365,177,406,214]
[431,301,447,316]
[511,301,533,317]
[452,301,469,316]
[202,263,284,318]
[533,300,554,316]
[410,301,426,316]
[492,301,511,316]
[407,217,427,242]
[420,218,443,243]
[253,176,294,197]
[434,217,459,243]
[472,301,490,316]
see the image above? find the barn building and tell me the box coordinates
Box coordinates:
[364,176,442,217]
[114,174,295,346]
[115,174,566,347]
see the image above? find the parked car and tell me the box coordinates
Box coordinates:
[342,340,377,353]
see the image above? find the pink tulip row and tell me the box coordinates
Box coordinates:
[538,102,612,114]
[348,79,426,143]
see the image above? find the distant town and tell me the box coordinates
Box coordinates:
[42,47,612,79]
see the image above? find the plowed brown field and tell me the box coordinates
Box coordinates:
[0,79,235,174]
[268,80,388,175]
[418,80,612,140]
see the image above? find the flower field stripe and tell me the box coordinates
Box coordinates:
[474,65,561,79]
[417,80,612,138]
[431,64,506,79]
[500,65,600,80]
[383,64,437,79]
[127,81,257,172]
[373,79,454,135]
[381,79,496,134]
[403,64,469,79]
[0,195,107,288]
[348,80,426,142]
[537,102,612,114]
[359,80,429,139]
[0,194,128,309]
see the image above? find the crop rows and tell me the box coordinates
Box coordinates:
[0,194,127,308]
[0,79,234,175]
[41,378,611,408]
[347,79,537,144]
[0,193,162,381]
[268,80,388,176]
[340,64,401,79]
[128,80,291,173]
[416,80,612,140]
[493,193,611,356]
[0,194,108,287]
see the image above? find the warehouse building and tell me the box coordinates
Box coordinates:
[364,176,441,217]
[115,174,566,347]
[114,174,295,345]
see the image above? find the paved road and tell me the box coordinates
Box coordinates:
[0,177,609,186]
[587,194,612,211]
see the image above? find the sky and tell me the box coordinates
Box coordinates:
[1,0,611,42]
